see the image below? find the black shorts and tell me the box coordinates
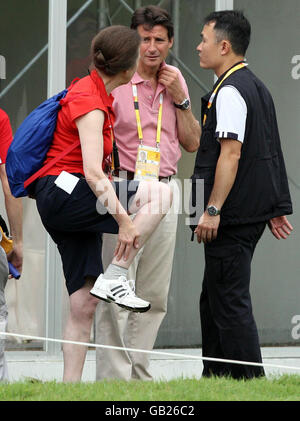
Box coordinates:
[35,174,139,295]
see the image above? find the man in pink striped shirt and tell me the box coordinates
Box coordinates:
[96,5,200,381]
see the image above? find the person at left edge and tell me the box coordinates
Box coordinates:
[34,25,173,382]
[0,108,23,382]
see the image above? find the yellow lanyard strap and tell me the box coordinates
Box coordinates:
[132,84,163,147]
[156,93,163,146]
[203,62,247,126]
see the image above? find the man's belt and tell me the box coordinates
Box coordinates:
[113,169,173,182]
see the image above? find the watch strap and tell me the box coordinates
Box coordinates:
[174,98,190,110]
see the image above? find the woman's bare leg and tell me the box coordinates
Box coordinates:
[63,278,99,382]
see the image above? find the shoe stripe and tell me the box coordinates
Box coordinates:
[111,285,125,293]
[111,287,126,294]
[112,289,127,298]
[113,291,126,297]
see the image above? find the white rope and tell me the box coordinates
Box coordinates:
[2,331,300,373]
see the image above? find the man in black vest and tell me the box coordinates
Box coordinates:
[192,10,293,379]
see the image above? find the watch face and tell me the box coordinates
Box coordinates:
[182,99,190,110]
[207,206,218,216]
[174,99,190,110]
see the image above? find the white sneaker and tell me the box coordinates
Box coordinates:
[90,274,151,313]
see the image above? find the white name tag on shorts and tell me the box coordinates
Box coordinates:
[54,171,80,194]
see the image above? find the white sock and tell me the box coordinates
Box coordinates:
[103,264,128,281]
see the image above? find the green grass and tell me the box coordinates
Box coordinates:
[0,375,299,401]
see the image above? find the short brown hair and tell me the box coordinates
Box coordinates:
[91,25,141,76]
[131,5,174,40]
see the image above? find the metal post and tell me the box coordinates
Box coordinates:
[172,0,180,65]
[134,0,142,8]
[97,0,108,29]
[45,0,67,355]
[0,55,6,80]
[117,0,134,14]
[215,0,234,11]
[214,0,234,82]
[0,0,94,100]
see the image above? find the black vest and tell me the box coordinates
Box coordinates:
[191,64,293,226]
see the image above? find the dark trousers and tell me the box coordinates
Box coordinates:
[200,222,266,379]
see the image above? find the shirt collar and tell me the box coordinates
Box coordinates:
[213,60,248,90]
[90,69,114,110]
[131,61,167,93]
[131,72,145,85]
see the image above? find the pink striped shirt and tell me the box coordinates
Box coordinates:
[112,64,189,177]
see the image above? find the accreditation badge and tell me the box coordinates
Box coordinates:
[134,144,161,181]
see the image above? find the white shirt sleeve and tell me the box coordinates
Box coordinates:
[215,85,247,143]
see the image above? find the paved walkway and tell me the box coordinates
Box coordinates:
[6,346,300,382]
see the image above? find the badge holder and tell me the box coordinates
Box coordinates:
[134,144,160,181]
[132,85,163,182]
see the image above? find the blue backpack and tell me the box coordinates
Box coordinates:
[6,82,80,198]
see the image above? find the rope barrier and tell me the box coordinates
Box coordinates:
[2,331,300,373]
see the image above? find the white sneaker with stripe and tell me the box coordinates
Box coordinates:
[90,274,151,313]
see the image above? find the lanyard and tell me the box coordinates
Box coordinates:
[203,62,247,126]
[132,84,163,148]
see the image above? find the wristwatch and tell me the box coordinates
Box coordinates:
[206,205,221,216]
[174,98,191,110]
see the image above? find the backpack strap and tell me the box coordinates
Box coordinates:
[23,79,82,190]
[24,80,94,190]
[23,139,81,189]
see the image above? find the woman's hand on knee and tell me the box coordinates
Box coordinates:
[114,219,140,261]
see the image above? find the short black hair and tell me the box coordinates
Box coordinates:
[131,5,174,40]
[204,10,251,56]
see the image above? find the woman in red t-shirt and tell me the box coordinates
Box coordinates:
[35,25,172,382]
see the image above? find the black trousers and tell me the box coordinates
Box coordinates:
[200,222,267,379]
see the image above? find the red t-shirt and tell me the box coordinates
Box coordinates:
[0,108,13,165]
[43,70,115,176]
